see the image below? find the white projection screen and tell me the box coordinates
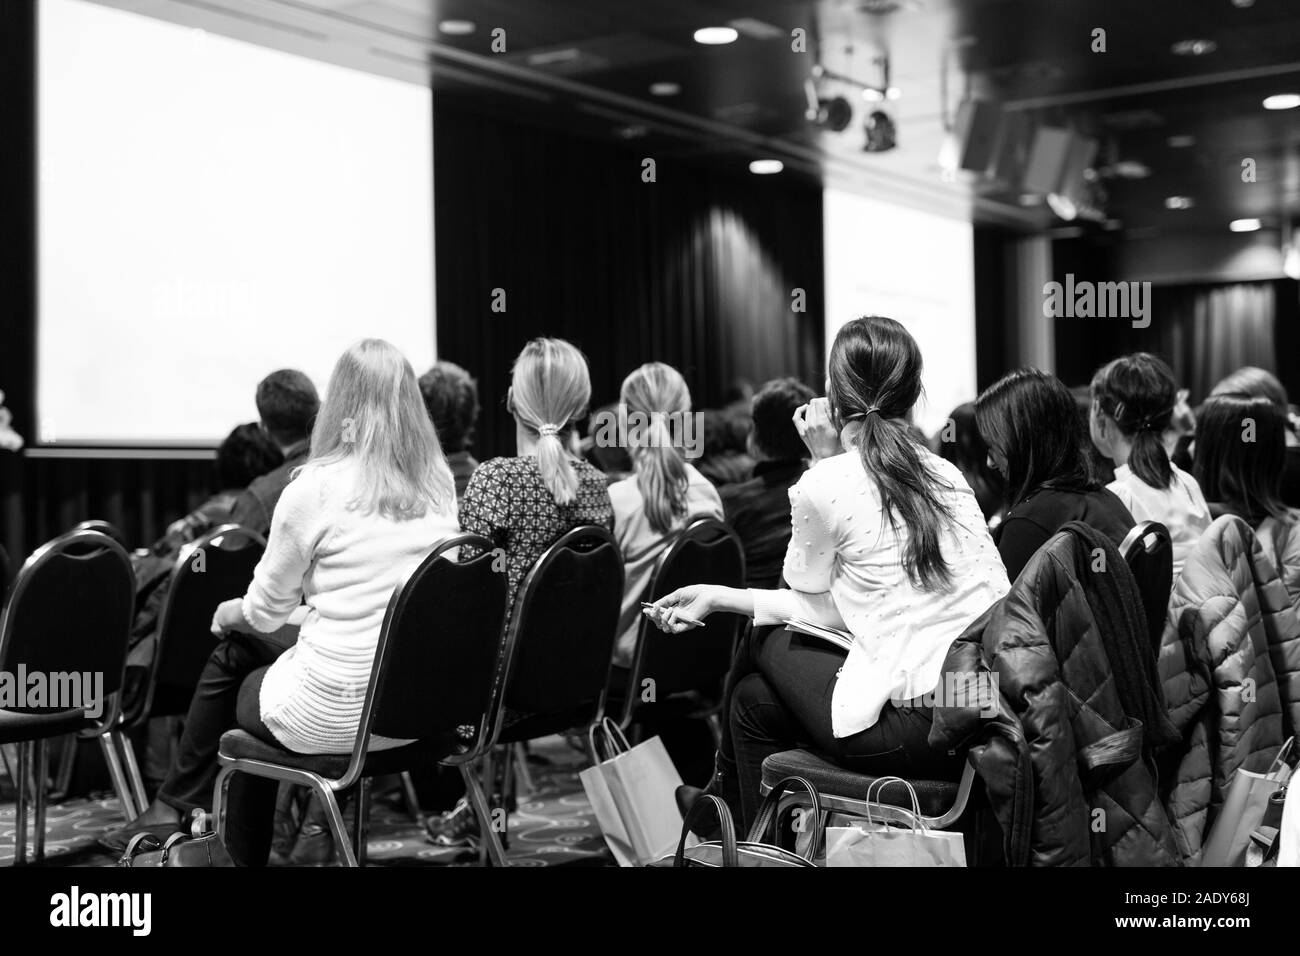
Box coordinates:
[38,0,435,445]
[823,188,976,436]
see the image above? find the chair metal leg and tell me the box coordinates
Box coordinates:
[14,742,29,866]
[398,771,424,828]
[311,782,357,868]
[212,765,232,844]
[351,779,371,867]
[512,743,535,799]
[50,734,77,802]
[98,732,137,821]
[117,731,149,812]
[460,762,507,867]
[32,739,48,864]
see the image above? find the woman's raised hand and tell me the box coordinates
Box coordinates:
[793,396,843,461]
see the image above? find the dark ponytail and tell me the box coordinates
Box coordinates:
[829,316,955,590]
[1091,353,1176,489]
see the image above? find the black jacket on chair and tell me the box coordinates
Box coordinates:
[930,522,1182,866]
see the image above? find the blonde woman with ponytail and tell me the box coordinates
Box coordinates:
[458,338,613,622]
[609,363,723,665]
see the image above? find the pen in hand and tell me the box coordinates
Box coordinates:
[641,601,706,628]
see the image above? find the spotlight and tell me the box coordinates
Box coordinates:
[1171,39,1216,56]
[809,95,853,132]
[862,109,897,152]
[749,159,784,175]
[1230,218,1262,232]
[1165,196,1194,210]
[438,20,476,36]
[649,82,680,96]
[1046,193,1078,221]
[694,27,738,45]
[1263,94,1300,111]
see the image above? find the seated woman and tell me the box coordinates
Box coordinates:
[1090,354,1211,579]
[975,368,1134,581]
[647,316,1010,829]
[426,338,614,848]
[935,401,1005,530]
[103,339,460,864]
[1209,366,1300,507]
[610,362,722,668]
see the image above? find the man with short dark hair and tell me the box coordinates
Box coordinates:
[719,377,816,588]
[229,369,320,535]
[418,361,480,498]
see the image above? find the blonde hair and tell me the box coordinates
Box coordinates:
[511,338,591,505]
[622,362,691,535]
[308,339,454,519]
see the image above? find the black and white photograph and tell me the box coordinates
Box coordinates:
[0,0,1297,934]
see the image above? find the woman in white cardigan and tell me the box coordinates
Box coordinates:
[104,339,459,864]
[647,317,1009,829]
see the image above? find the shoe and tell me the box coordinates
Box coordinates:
[424,796,480,848]
[268,785,302,866]
[98,806,185,855]
[287,792,336,865]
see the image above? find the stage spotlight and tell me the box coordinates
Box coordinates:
[862,109,897,152]
[809,95,853,132]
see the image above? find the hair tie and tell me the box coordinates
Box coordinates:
[537,423,561,437]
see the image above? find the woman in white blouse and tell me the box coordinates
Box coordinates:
[647,317,1009,829]
[105,339,459,864]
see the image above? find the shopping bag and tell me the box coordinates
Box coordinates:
[1279,784,1299,867]
[1200,737,1294,867]
[825,776,966,867]
[579,719,684,866]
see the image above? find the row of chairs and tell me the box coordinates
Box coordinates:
[0,514,748,865]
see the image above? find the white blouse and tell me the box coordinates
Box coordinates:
[1108,462,1211,579]
[240,458,459,754]
[748,447,1009,739]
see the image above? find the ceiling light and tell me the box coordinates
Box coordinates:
[1171,39,1217,56]
[1230,218,1262,232]
[863,88,884,102]
[1284,245,1300,280]
[1167,134,1196,148]
[649,82,680,96]
[885,87,901,101]
[1263,94,1300,111]
[694,27,738,45]
[438,20,476,36]
[749,159,784,175]
[1165,196,1194,210]
[1046,193,1078,221]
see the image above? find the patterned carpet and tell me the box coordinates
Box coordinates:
[0,736,618,867]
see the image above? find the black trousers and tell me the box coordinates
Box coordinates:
[156,634,285,866]
[723,625,964,829]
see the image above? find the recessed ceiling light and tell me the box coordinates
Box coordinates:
[694,26,739,45]
[1230,218,1262,232]
[749,159,783,175]
[649,82,680,96]
[1171,39,1217,56]
[1165,196,1194,210]
[1167,134,1196,148]
[438,20,476,36]
[1264,94,1300,110]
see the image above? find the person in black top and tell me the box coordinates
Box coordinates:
[1209,366,1300,509]
[976,368,1134,581]
[719,377,815,588]
[934,402,1004,527]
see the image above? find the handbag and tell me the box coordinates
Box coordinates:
[825,776,967,867]
[1200,737,1294,867]
[579,718,685,866]
[655,775,823,867]
[117,812,235,867]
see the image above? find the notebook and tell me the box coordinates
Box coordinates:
[783,618,854,653]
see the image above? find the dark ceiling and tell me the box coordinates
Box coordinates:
[87,0,1300,238]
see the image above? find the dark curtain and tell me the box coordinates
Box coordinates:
[433,97,825,461]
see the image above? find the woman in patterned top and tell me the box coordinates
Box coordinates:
[458,337,614,622]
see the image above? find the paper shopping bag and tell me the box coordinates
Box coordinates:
[1200,738,1293,867]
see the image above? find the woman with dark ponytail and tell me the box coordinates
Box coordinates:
[1090,353,1210,577]
[647,317,1009,829]
[609,362,722,666]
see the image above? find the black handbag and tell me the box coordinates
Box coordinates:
[659,775,823,867]
[117,814,235,868]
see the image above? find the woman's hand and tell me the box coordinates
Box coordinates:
[643,585,754,634]
[210,598,251,638]
[793,397,843,461]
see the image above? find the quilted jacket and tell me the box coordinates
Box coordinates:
[931,523,1181,866]
[1252,513,1300,732]
[1159,515,1298,862]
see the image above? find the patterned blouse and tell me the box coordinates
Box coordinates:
[459,455,614,625]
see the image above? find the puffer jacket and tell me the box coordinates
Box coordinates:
[931,522,1181,866]
[1252,513,1300,732]
[1159,515,1296,863]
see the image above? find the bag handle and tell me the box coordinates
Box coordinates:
[588,717,631,763]
[864,776,924,831]
[747,775,824,862]
[1266,737,1295,780]
[674,795,738,868]
[117,832,163,866]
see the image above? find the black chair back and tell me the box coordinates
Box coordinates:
[620,517,746,726]
[0,530,134,726]
[134,524,265,723]
[71,520,128,550]
[1120,521,1172,655]
[491,525,623,742]
[361,534,507,749]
